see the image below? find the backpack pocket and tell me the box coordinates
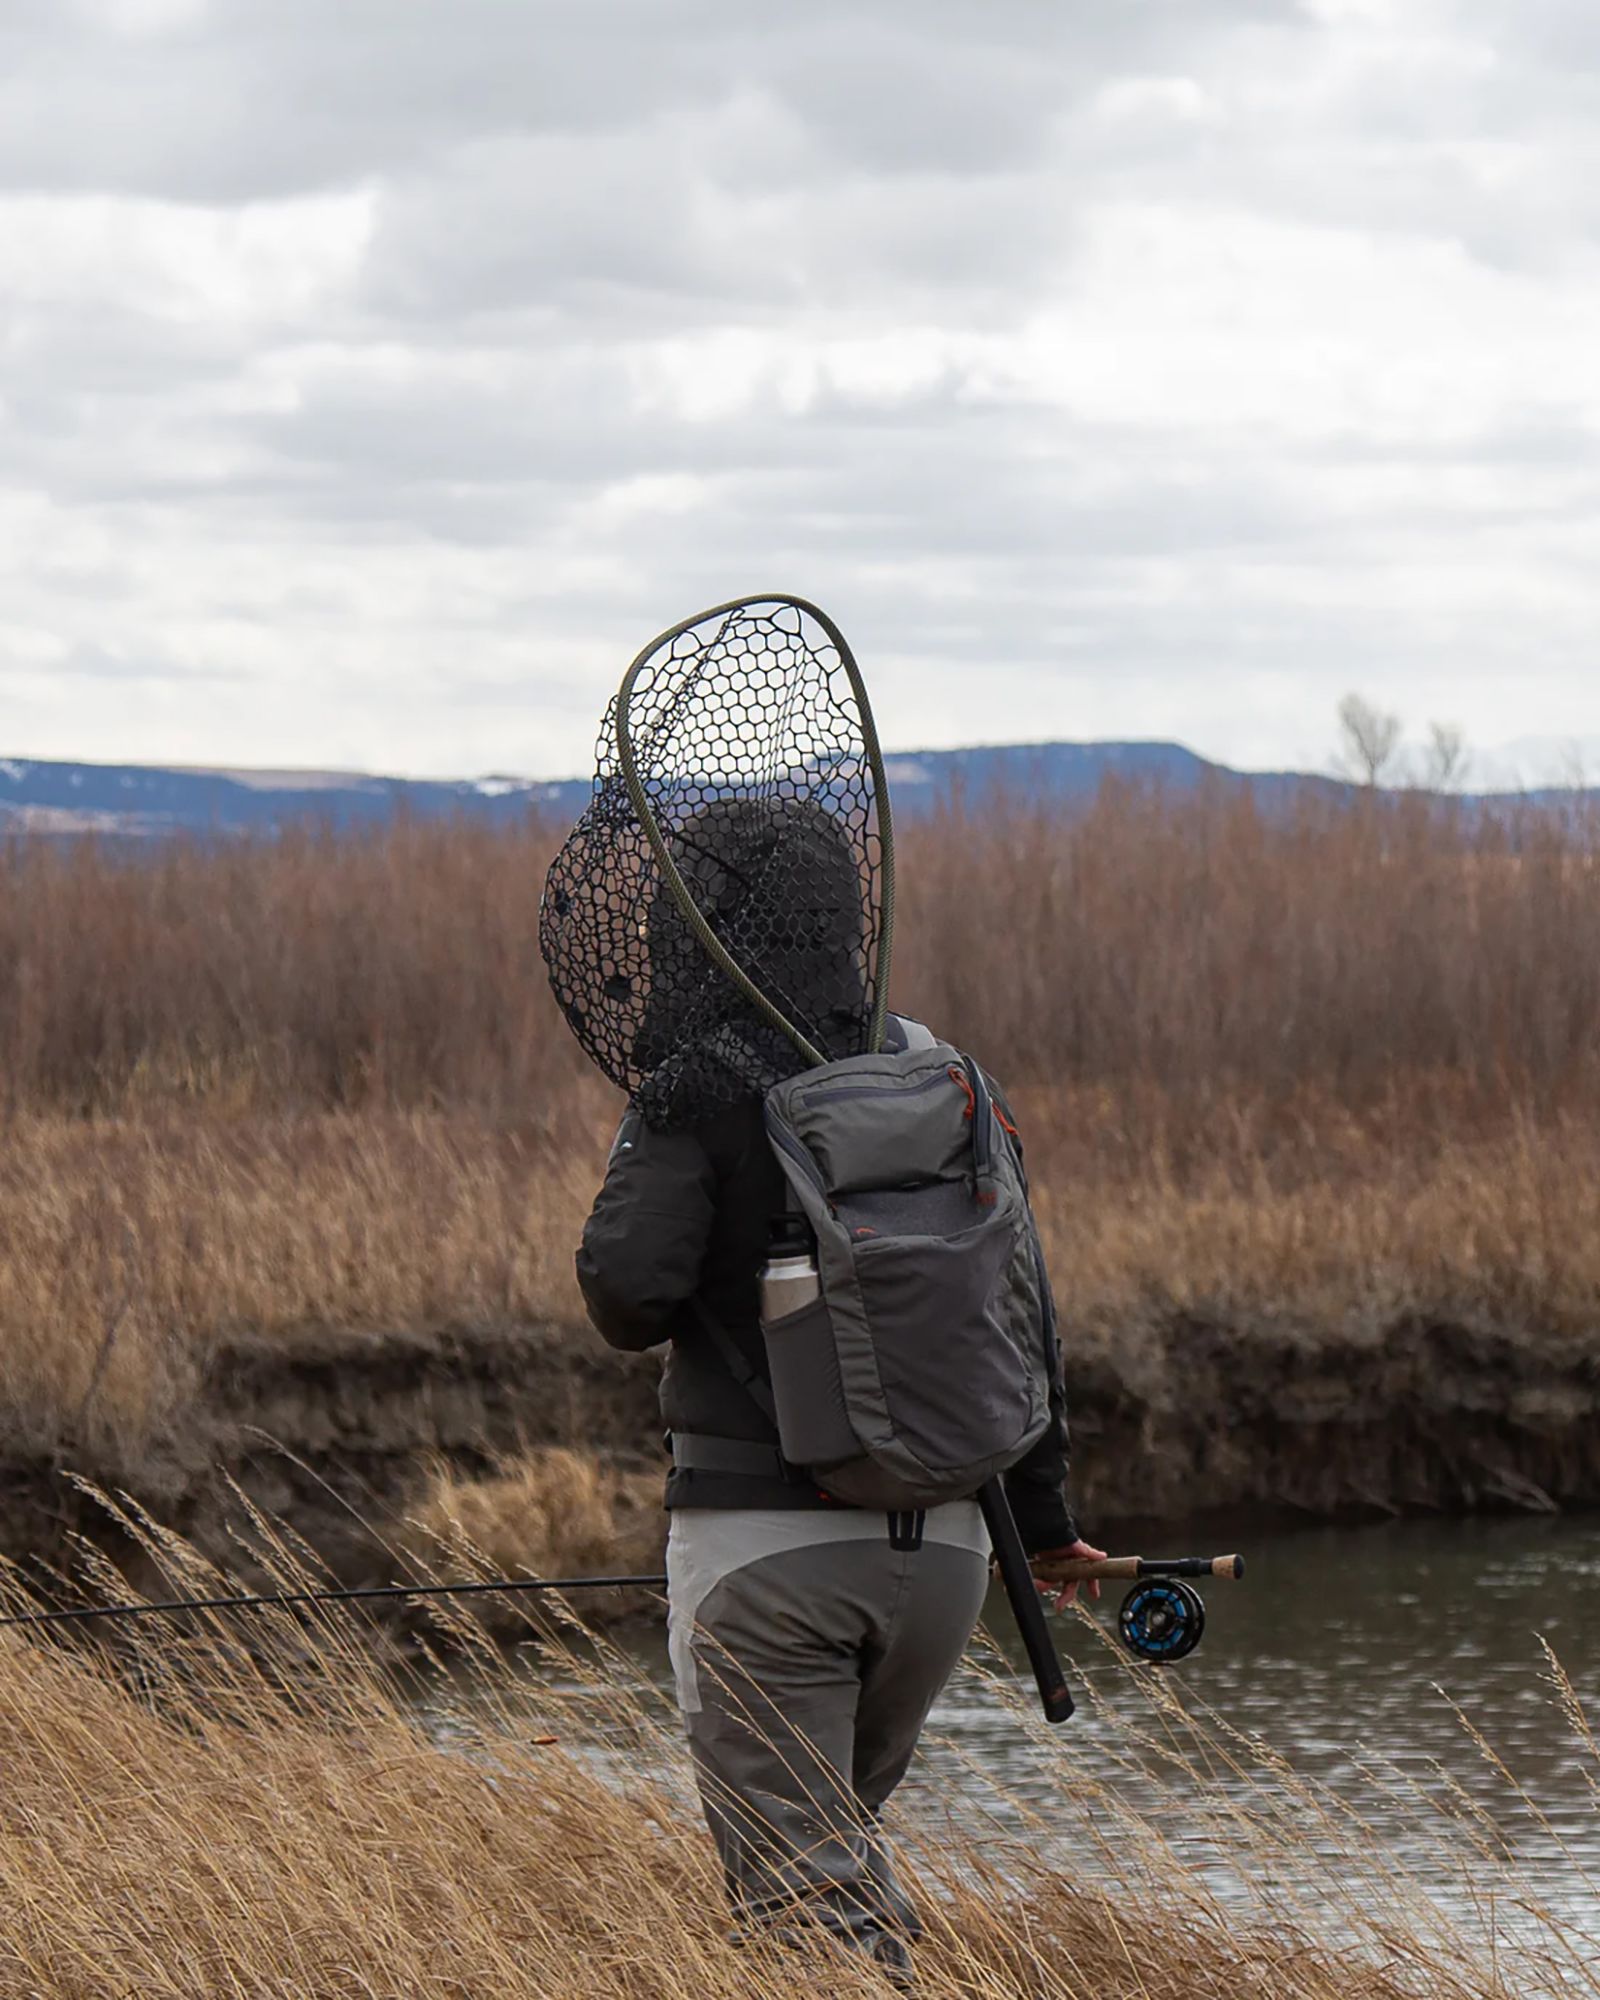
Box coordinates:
[848,1197,1035,1477]
[761,1294,858,1470]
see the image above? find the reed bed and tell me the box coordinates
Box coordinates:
[3,1096,1599,1487]
[2,789,1599,1504]
[0,1512,1590,2000]
[3,786,1600,1126]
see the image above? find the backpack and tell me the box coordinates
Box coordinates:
[746,1020,1055,1511]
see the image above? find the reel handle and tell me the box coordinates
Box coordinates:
[1033,1553,1245,1584]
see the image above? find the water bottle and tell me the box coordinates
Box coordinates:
[759,1214,820,1322]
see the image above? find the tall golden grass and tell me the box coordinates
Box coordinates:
[0,1510,1590,1999]
[0,800,1594,1994]
[5,1101,1600,1505]
[3,789,1600,1490]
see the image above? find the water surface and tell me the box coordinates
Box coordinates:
[429,1512,1600,1965]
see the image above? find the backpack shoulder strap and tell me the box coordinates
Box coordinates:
[691,1301,778,1425]
[884,1012,938,1053]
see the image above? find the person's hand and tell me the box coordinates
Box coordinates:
[1029,1538,1110,1612]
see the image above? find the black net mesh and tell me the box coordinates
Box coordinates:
[539,598,887,1130]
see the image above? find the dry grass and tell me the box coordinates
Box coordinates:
[412,1446,662,1577]
[1033,1094,1600,1341]
[0,1513,1591,1999]
[2,788,1594,1992]
[410,1447,667,1621]
[2,1094,1598,1487]
[2,791,1599,1507]
[4,786,1600,1126]
[0,1104,609,1472]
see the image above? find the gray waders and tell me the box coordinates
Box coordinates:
[667,1503,990,1950]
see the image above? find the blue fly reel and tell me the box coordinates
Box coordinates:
[1118,1578,1207,1663]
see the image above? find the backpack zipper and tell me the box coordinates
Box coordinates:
[769,1066,994,1194]
[767,1120,828,1193]
[800,1069,955,1106]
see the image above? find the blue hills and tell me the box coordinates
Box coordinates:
[0,741,1396,839]
[0,757,586,838]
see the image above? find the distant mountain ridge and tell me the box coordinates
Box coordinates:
[0,757,586,838]
[0,740,1387,838]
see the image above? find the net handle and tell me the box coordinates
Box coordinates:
[615,594,896,1068]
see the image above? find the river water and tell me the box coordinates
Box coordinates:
[938,1512,1600,1941]
[427,1511,1600,1976]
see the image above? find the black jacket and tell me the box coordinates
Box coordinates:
[577,1095,1080,1553]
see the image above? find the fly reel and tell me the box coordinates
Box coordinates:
[1022,1551,1243,1670]
[1117,1578,1207,1663]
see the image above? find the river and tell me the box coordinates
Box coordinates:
[424,1511,1600,1976]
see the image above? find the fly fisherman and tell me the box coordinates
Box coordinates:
[567,791,1104,1987]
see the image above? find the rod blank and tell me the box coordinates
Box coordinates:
[0,1573,669,1633]
[0,1553,1246,1638]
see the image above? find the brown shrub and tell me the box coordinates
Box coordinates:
[0,814,585,1116]
[892,782,1600,1132]
[3,786,1600,1130]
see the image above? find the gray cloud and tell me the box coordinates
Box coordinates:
[2,0,1599,778]
[0,3,1302,202]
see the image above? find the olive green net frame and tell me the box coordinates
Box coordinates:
[539,596,896,1129]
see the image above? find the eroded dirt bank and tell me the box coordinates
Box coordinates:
[3,1309,1596,1592]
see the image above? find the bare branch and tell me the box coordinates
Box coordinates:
[1422,721,1469,793]
[1336,693,1404,788]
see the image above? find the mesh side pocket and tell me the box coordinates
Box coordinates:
[762,1296,856,1469]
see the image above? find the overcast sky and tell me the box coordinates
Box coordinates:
[3,0,1599,780]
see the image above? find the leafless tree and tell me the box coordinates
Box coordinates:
[1336,693,1404,788]
[1557,740,1589,792]
[1421,721,1469,793]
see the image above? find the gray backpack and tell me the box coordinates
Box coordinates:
[753,1022,1054,1511]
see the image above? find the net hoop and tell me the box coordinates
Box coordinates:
[614,593,896,1067]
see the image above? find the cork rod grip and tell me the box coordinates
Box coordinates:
[1032,1553,1246,1584]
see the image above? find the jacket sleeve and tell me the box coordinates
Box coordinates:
[1003,1320,1080,1554]
[576,1109,718,1352]
[987,1072,1082,1554]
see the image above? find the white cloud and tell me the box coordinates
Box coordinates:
[1,0,1598,779]
[1091,76,1223,127]
[77,0,211,39]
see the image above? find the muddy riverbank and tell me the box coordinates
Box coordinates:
[5,1305,1596,1594]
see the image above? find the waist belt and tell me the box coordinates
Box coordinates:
[670,1432,796,1479]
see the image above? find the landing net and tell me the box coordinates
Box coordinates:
[539,596,894,1129]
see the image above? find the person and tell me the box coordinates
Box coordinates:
[574,815,1102,1986]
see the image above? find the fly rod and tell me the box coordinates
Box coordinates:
[0,1544,1240,1640]
[0,1572,669,1633]
[1034,1553,1245,1583]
